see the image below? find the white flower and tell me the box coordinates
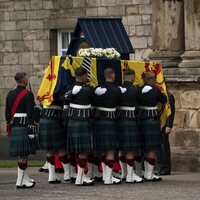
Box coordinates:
[77,48,120,59]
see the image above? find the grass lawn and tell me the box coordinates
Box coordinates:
[0,160,43,168]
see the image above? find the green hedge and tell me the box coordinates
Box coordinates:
[0,160,43,168]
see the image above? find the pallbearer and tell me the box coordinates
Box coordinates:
[63,100,77,182]
[39,88,69,183]
[117,69,143,183]
[63,67,94,186]
[5,72,38,189]
[137,72,167,181]
[93,68,121,185]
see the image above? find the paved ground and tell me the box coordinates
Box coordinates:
[0,167,199,200]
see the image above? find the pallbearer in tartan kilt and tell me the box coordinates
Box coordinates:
[39,100,70,184]
[86,106,103,182]
[93,68,121,185]
[116,69,143,183]
[67,119,92,154]
[117,120,140,152]
[39,110,66,151]
[93,119,117,151]
[60,67,94,186]
[137,119,161,150]
[62,103,77,182]
[137,72,167,182]
[5,72,38,189]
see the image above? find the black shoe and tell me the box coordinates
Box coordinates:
[159,170,171,176]
[70,177,76,183]
[64,178,71,183]
[94,176,102,182]
[83,181,95,186]
[38,168,48,173]
[145,177,162,182]
[49,179,61,184]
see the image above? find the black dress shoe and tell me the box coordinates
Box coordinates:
[159,170,171,176]
[121,178,126,182]
[145,177,162,182]
[38,168,48,173]
[82,180,95,186]
[94,176,103,182]
[70,177,76,183]
[49,179,61,184]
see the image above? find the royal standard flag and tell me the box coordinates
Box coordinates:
[37,56,171,128]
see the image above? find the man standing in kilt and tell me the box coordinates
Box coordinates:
[5,72,38,189]
[62,67,94,186]
[93,68,121,185]
[39,93,69,183]
[137,72,167,182]
[117,69,143,183]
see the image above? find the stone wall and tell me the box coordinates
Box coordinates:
[0,0,153,133]
[0,0,200,172]
[167,83,200,172]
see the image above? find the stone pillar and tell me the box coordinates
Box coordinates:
[149,0,184,67]
[179,0,200,68]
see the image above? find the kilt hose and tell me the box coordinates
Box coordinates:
[93,119,117,151]
[9,126,39,157]
[67,119,92,154]
[39,118,67,151]
[117,119,141,151]
[138,119,161,150]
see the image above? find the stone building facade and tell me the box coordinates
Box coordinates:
[0,0,199,171]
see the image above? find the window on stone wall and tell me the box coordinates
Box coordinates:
[57,30,73,56]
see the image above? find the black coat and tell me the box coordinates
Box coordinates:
[165,91,175,128]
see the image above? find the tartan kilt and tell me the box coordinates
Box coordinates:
[67,119,92,154]
[117,119,141,151]
[9,127,39,157]
[39,118,66,150]
[63,119,68,133]
[90,118,95,149]
[93,119,117,151]
[138,119,161,150]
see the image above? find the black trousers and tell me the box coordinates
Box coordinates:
[157,131,171,172]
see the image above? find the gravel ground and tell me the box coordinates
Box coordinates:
[0,167,199,200]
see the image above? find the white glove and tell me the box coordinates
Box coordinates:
[72,85,82,95]
[142,85,152,94]
[95,87,107,96]
[119,86,127,94]
[28,134,35,139]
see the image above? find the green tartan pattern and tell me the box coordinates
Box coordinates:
[138,119,161,150]
[63,119,68,133]
[117,119,141,151]
[67,119,92,154]
[9,127,39,157]
[39,118,67,150]
[93,120,117,151]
